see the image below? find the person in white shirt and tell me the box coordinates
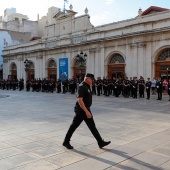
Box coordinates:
[151,77,156,95]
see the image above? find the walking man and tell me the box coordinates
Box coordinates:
[63,73,111,149]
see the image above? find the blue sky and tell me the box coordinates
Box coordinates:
[0,0,170,26]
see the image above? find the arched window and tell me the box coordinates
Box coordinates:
[10,63,17,80]
[28,62,34,69]
[73,59,86,78]
[155,49,170,80]
[108,53,125,79]
[75,59,82,66]
[11,63,17,70]
[48,59,57,80]
[109,54,125,64]
[157,49,170,61]
[48,60,57,68]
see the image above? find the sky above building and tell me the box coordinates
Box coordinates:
[0,0,170,26]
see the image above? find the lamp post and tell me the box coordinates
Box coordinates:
[76,51,87,78]
[24,59,30,80]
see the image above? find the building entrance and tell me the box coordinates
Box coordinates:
[155,49,170,80]
[108,53,125,79]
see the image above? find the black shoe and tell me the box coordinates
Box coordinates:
[98,140,111,148]
[63,142,74,149]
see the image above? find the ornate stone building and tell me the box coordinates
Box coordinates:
[2,6,170,80]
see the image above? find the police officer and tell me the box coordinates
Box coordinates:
[123,77,130,98]
[95,77,102,96]
[26,78,31,91]
[168,79,170,101]
[63,73,111,149]
[114,78,120,97]
[156,77,163,100]
[138,76,145,98]
[104,77,110,96]
[145,78,151,99]
[56,78,61,93]
[132,77,138,99]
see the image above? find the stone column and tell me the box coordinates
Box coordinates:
[100,46,105,78]
[89,50,95,74]
[95,50,99,78]
[129,45,137,78]
[145,42,152,79]
[36,55,43,79]
[137,45,144,77]
[43,51,47,79]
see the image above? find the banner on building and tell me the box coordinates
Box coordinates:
[59,58,68,81]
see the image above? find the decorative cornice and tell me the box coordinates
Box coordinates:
[130,42,147,48]
[36,55,43,59]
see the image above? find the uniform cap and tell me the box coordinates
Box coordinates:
[85,73,95,80]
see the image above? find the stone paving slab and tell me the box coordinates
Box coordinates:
[0,90,170,170]
[10,160,60,170]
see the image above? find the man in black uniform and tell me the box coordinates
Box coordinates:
[114,78,120,97]
[123,77,130,98]
[156,77,163,100]
[138,76,145,98]
[168,79,170,101]
[95,77,102,96]
[145,78,151,99]
[56,78,61,93]
[63,73,111,149]
[132,77,138,99]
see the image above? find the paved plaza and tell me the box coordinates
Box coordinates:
[0,90,170,170]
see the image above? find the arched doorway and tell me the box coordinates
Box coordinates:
[48,59,57,80]
[73,59,86,78]
[9,63,17,80]
[108,53,125,79]
[155,49,170,80]
[28,62,35,80]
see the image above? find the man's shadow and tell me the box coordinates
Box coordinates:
[71,148,164,170]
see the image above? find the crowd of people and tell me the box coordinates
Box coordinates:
[0,76,170,101]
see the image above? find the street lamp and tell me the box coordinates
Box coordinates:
[76,51,87,78]
[24,59,30,79]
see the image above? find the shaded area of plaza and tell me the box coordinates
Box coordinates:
[0,90,170,170]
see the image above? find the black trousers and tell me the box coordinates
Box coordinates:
[157,91,162,100]
[64,110,103,144]
[146,88,150,99]
[133,88,137,98]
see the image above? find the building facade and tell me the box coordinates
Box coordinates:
[2,6,170,81]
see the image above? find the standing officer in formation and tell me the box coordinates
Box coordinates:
[145,78,151,99]
[69,76,77,94]
[156,77,163,100]
[132,77,138,98]
[138,76,145,98]
[56,78,61,93]
[1,75,169,101]
[95,77,102,96]
[63,73,111,149]
[114,78,120,97]
[168,79,170,101]
[123,77,130,98]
